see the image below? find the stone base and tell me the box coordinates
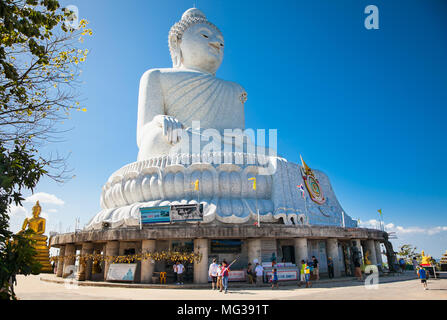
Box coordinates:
[33,240,53,273]
[85,154,358,230]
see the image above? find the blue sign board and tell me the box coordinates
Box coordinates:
[140,206,171,224]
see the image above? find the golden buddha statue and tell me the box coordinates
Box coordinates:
[420,250,432,266]
[20,201,53,273]
[364,250,372,265]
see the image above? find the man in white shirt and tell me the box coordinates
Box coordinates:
[255,263,264,286]
[175,261,184,284]
[208,258,219,290]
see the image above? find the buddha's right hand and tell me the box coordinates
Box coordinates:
[153,115,183,144]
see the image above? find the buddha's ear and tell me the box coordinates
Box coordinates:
[170,37,182,68]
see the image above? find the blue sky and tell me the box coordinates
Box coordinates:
[8,0,447,259]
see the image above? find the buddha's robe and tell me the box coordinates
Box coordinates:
[137,68,246,160]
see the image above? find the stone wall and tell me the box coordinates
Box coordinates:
[50,225,385,247]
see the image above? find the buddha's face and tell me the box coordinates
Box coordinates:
[32,207,40,218]
[180,23,224,74]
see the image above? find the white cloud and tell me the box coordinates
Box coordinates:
[359,219,447,236]
[25,192,65,206]
[9,205,27,217]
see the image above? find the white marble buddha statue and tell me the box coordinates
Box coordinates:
[137,8,247,161]
[85,8,359,230]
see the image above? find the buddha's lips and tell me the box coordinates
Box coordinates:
[208,43,221,54]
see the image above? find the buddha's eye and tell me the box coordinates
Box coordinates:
[220,43,224,47]
[202,34,209,38]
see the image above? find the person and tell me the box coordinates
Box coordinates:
[304,262,312,288]
[255,263,264,286]
[173,262,178,283]
[312,256,319,281]
[208,258,219,290]
[412,257,419,276]
[175,261,184,284]
[216,263,223,291]
[271,268,279,289]
[327,257,334,279]
[354,257,362,281]
[221,260,230,294]
[246,263,255,284]
[417,266,428,290]
[298,260,306,287]
[399,258,406,273]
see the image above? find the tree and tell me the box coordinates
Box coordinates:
[398,244,420,263]
[0,0,92,299]
[0,141,46,299]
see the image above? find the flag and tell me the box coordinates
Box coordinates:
[192,179,199,191]
[378,209,382,216]
[248,177,256,190]
[297,184,305,198]
[254,221,258,226]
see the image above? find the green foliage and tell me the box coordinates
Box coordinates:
[0,230,42,300]
[0,140,46,300]
[0,0,92,146]
[398,244,420,263]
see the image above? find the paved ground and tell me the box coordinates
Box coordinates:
[14,272,447,300]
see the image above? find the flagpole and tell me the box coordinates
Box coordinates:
[249,177,259,227]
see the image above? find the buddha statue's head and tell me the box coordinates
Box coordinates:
[32,201,41,218]
[169,8,224,75]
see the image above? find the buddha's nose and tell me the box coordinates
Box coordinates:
[209,42,221,51]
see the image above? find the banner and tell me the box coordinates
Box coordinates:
[140,206,170,224]
[210,240,242,253]
[106,263,137,282]
[170,204,203,222]
[207,270,245,282]
[265,270,298,281]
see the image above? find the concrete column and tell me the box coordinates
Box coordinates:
[77,242,94,281]
[62,244,76,278]
[326,239,341,277]
[104,241,119,281]
[294,238,308,264]
[56,245,65,277]
[193,239,209,284]
[247,239,262,264]
[366,240,378,265]
[375,241,383,266]
[141,240,156,283]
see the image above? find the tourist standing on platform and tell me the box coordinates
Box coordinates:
[173,262,178,283]
[175,261,184,284]
[221,260,230,294]
[412,257,419,276]
[208,258,219,290]
[298,260,306,287]
[255,263,264,286]
[417,267,428,290]
[399,258,406,273]
[327,257,334,279]
[247,263,255,284]
[354,257,362,281]
[216,263,223,291]
[271,268,279,289]
[312,256,320,280]
[304,262,312,288]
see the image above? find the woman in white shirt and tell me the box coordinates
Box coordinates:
[208,258,219,290]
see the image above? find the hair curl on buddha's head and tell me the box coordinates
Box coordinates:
[168,8,222,68]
